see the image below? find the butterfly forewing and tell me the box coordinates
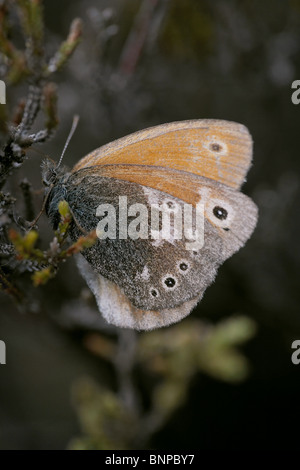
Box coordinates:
[73,120,253,190]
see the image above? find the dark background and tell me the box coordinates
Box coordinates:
[1,0,300,450]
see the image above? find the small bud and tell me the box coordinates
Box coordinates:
[32,266,54,286]
[23,230,38,250]
[58,200,71,219]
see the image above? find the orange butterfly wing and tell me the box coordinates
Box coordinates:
[73,120,253,190]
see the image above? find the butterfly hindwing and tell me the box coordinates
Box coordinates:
[52,168,223,312]
[75,255,202,330]
[46,165,257,314]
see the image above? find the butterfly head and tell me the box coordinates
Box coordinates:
[41,158,68,187]
[40,158,70,231]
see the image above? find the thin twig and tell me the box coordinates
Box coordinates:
[114,329,141,416]
[118,0,160,77]
[20,178,35,221]
[0,265,24,303]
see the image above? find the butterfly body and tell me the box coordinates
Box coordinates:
[44,119,258,330]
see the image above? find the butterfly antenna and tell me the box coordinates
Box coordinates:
[57,115,80,168]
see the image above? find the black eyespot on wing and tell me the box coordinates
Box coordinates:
[179,262,188,271]
[164,277,176,288]
[151,288,159,297]
[210,143,222,152]
[213,206,228,220]
[223,227,230,231]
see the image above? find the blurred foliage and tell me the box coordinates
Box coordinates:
[70,379,135,450]
[0,0,84,304]
[159,0,213,59]
[69,317,256,450]
[9,200,97,287]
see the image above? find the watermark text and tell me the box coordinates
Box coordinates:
[96,196,205,251]
[0,340,6,365]
[0,80,6,104]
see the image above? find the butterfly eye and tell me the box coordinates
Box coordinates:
[162,276,177,289]
[213,206,228,220]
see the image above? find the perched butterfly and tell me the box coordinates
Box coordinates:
[42,119,258,331]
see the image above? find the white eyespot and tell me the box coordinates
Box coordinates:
[204,135,228,156]
[206,198,235,228]
[162,274,177,290]
[213,206,227,220]
[177,260,190,274]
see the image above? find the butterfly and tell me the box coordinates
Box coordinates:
[42,119,258,330]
